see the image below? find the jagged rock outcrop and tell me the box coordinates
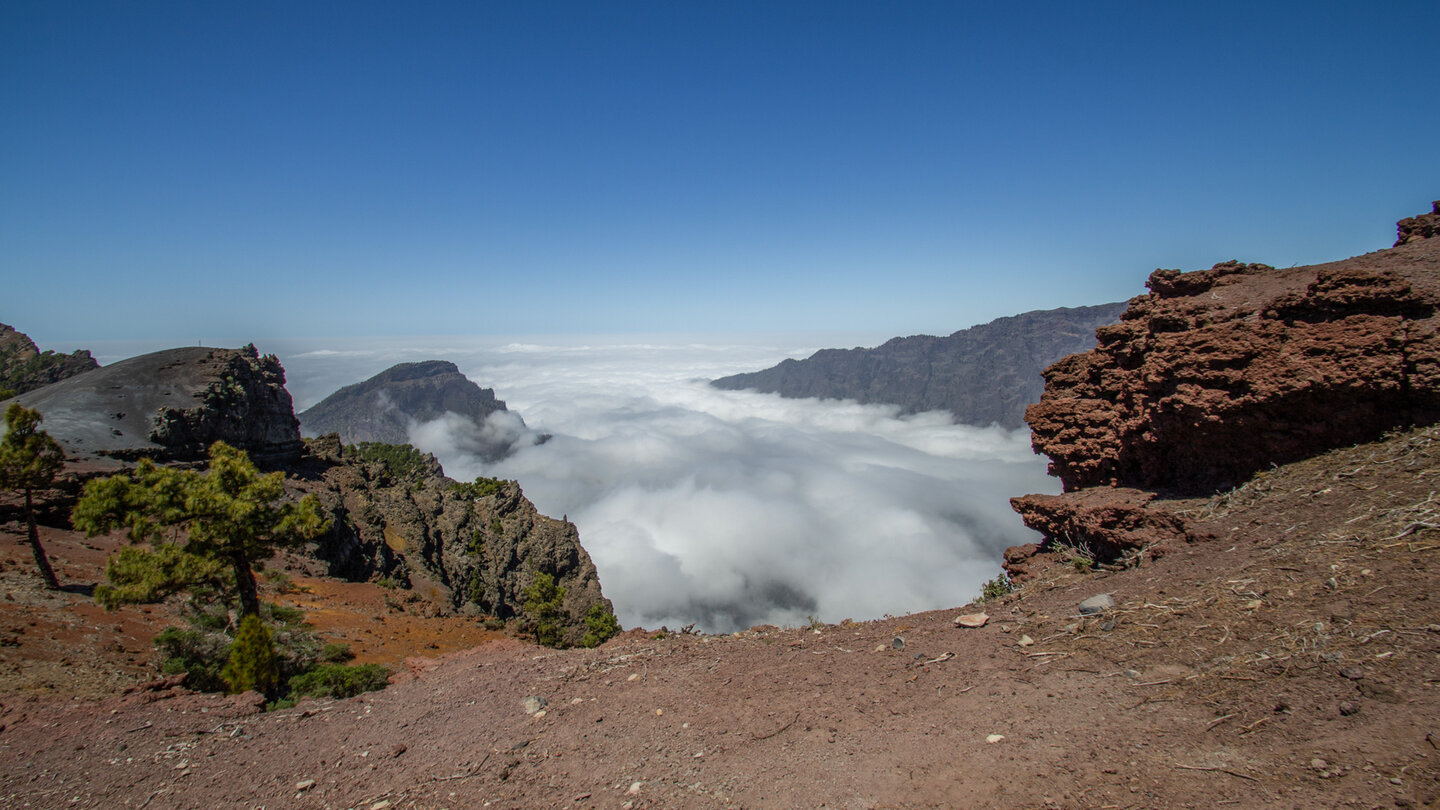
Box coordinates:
[302,436,610,647]
[299,361,532,461]
[1008,202,1440,573]
[1028,243,1440,494]
[711,303,1125,429]
[7,344,302,464]
[0,323,97,396]
[1397,200,1440,246]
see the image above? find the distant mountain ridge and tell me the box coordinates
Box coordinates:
[298,360,534,461]
[711,303,1126,428]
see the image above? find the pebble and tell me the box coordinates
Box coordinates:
[296,779,316,791]
[522,696,547,715]
[1311,758,1329,772]
[985,734,1005,744]
[1339,701,1360,716]
[1017,635,1035,647]
[1339,666,1365,681]
[1078,594,1114,615]
[953,613,989,628]
[627,781,644,795]
[627,673,642,682]
[891,637,905,650]
[1244,599,1263,610]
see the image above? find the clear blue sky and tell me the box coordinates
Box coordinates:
[4,1,1437,347]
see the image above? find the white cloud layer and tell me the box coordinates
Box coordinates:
[275,334,1058,632]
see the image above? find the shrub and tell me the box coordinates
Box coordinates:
[288,663,391,700]
[451,476,507,500]
[979,573,1015,602]
[523,571,567,647]
[319,642,355,664]
[154,625,231,693]
[222,615,280,697]
[349,442,432,482]
[581,603,620,648]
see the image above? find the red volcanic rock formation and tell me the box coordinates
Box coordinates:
[1026,237,1440,495]
[1397,200,1440,246]
[1009,202,1440,572]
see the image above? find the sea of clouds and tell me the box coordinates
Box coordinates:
[270,334,1059,633]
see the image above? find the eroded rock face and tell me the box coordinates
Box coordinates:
[1396,201,1440,246]
[1027,235,1440,494]
[0,323,98,396]
[1011,203,1440,566]
[10,344,302,464]
[303,438,610,647]
[1006,489,1199,579]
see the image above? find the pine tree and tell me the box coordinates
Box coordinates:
[73,441,329,616]
[221,614,279,697]
[0,404,65,589]
[522,570,567,647]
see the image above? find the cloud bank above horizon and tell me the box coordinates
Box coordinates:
[277,334,1058,632]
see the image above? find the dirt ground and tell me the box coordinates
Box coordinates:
[1,424,1439,808]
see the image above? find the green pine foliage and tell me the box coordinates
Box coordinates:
[287,663,390,700]
[95,543,230,609]
[450,476,507,500]
[0,404,66,589]
[522,570,567,647]
[221,614,280,697]
[347,442,432,482]
[581,603,620,648]
[73,441,330,617]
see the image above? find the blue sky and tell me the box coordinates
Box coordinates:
[4,1,1437,348]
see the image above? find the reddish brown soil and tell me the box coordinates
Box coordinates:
[2,425,1438,808]
[273,575,506,668]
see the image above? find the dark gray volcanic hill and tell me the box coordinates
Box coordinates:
[299,361,530,461]
[6,344,301,464]
[712,303,1126,429]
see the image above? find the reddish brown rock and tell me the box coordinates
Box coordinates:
[1025,215,1440,494]
[1396,200,1440,246]
[1008,488,1195,566]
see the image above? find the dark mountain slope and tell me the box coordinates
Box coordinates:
[298,361,532,461]
[711,303,1125,428]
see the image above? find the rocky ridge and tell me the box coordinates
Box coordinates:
[6,344,302,465]
[0,323,97,397]
[711,302,1126,429]
[298,435,610,647]
[299,360,534,461]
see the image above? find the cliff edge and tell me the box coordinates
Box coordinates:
[1011,201,1440,565]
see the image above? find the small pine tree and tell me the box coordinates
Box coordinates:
[222,614,280,697]
[581,603,620,648]
[522,571,567,647]
[0,405,65,590]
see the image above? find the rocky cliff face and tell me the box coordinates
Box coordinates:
[299,361,532,461]
[1397,200,1440,245]
[711,303,1126,429]
[1009,202,1440,571]
[300,436,610,647]
[8,344,302,464]
[0,323,98,396]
